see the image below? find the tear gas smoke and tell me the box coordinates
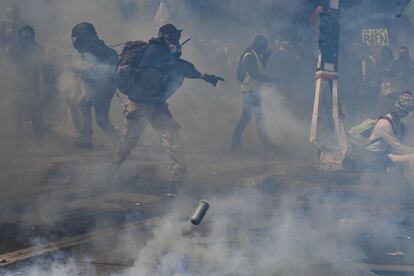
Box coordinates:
[0,0,413,275]
[125,182,406,276]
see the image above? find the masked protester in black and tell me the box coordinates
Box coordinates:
[71,22,120,150]
[10,26,47,141]
[113,23,224,185]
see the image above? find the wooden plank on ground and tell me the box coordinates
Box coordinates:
[0,217,158,267]
[358,263,414,273]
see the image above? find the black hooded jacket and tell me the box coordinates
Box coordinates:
[76,38,118,86]
[127,37,201,104]
[81,38,118,66]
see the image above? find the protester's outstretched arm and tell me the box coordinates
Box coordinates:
[201,74,225,87]
[178,59,224,86]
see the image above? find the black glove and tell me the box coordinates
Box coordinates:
[202,74,225,87]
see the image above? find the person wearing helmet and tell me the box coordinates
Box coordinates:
[70,22,120,150]
[112,23,224,185]
[365,91,414,169]
[10,25,46,141]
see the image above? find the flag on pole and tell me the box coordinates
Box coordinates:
[154,0,170,25]
[404,0,414,25]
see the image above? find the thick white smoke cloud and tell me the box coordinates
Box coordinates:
[3,0,312,151]
[1,175,408,276]
[122,185,399,276]
[3,1,414,276]
[261,86,315,158]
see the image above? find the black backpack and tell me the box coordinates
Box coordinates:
[117,41,149,95]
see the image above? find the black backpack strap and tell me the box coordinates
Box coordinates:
[390,112,404,136]
[378,114,397,136]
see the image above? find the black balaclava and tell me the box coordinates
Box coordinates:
[71,22,97,53]
[18,26,35,42]
[249,34,269,55]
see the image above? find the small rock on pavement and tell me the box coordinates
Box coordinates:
[44,163,56,168]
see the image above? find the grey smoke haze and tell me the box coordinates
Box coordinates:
[2,0,414,276]
[0,0,313,150]
[121,176,408,276]
[5,175,407,276]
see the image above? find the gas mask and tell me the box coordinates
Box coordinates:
[160,31,182,58]
[168,42,182,58]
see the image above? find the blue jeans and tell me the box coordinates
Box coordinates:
[231,91,272,149]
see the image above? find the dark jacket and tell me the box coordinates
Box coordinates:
[82,38,118,66]
[242,48,274,83]
[128,37,201,104]
[77,38,118,87]
[11,40,44,70]
[10,40,44,96]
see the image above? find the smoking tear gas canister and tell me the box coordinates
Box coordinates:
[191,200,210,225]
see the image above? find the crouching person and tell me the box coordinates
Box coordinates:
[364,92,414,170]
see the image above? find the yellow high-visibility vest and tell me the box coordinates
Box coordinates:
[241,50,264,92]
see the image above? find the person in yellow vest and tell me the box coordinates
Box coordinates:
[231,35,279,152]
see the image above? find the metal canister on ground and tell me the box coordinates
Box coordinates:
[191,200,210,225]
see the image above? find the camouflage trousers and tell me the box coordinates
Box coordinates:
[115,100,186,181]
